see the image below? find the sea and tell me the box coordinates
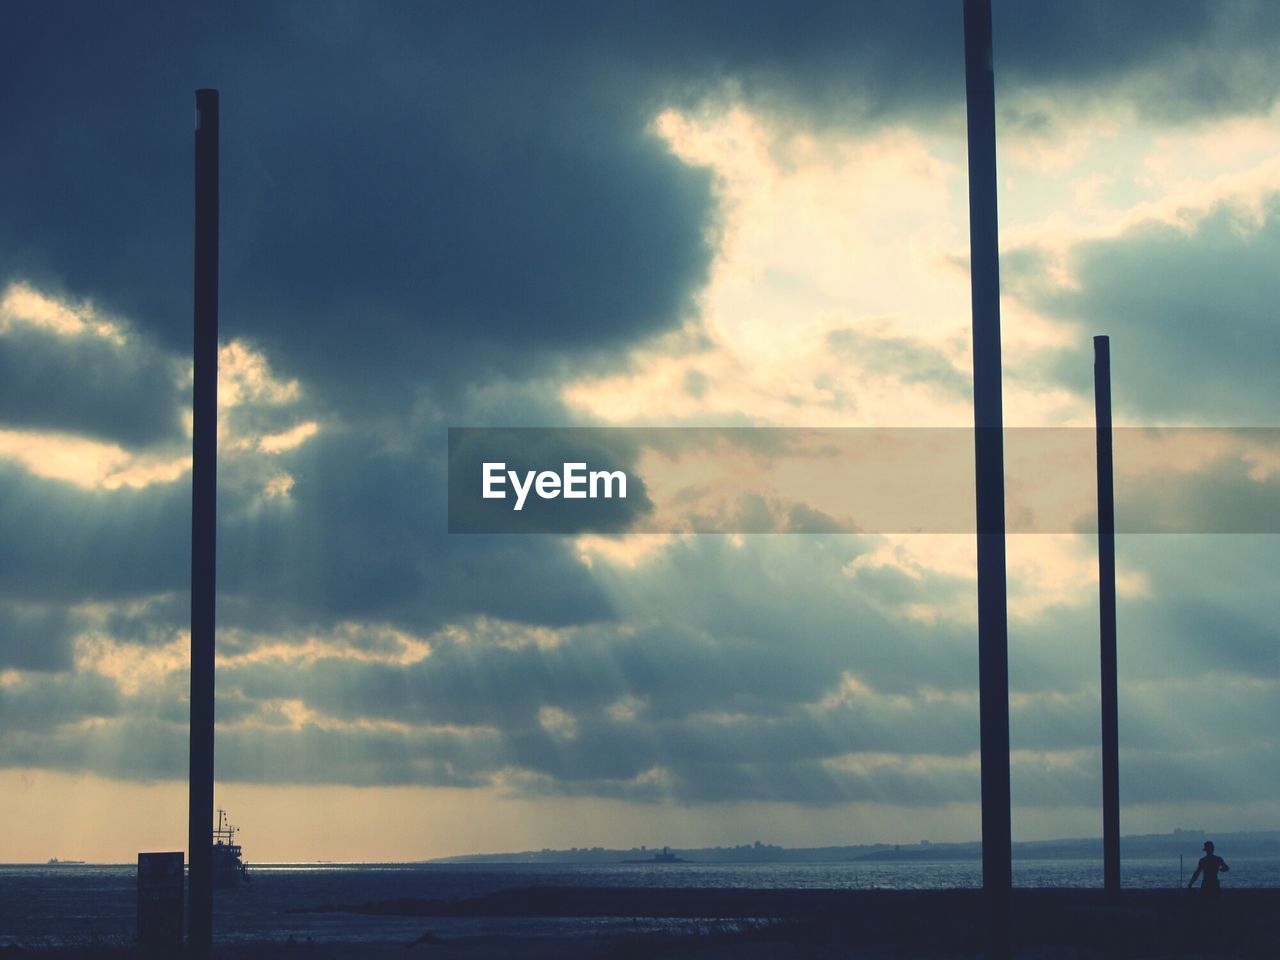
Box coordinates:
[4,858,1280,949]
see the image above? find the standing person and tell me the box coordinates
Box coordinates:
[1188,841,1230,896]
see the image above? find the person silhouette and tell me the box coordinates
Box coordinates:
[1187,840,1229,896]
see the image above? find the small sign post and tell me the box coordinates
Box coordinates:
[137,852,184,951]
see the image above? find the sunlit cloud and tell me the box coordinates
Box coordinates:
[0,282,126,344]
[217,340,301,408]
[258,421,319,454]
[997,99,1280,393]
[843,533,1150,626]
[537,705,579,740]
[822,750,979,777]
[73,632,188,698]
[565,100,978,428]
[0,285,322,499]
[432,618,572,652]
[574,534,678,569]
[226,697,448,736]
[0,427,189,490]
[261,471,295,499]
[216,622,433,669]
[607,695,646,722]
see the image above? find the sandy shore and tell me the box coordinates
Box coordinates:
[6,887,1278,958]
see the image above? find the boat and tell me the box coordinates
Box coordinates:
[212,808,249,887]
[46,858,86,865]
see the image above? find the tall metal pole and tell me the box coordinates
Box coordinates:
[1093,335,1120,894]
[189,88,219,951]
[963,2,1011,957]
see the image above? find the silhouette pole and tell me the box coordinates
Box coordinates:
[1094,335,1120,894]
[189,88,219,951]
[963,2,1011,957]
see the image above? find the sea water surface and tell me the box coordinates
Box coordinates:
[4,858,1280,948]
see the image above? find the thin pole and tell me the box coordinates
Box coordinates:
[1094,335,1120,895]
[963,2,1011,957]
[189,88,219,951]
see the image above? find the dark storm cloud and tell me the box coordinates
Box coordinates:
[212,637,987,799]
[1112,449,1280,535]
[4,0,1280,811]
[1120,680,1280,754]
[4,2,1278,408]
[0,326,185,447]
[5,486,1276,807]
[995,2,1280,122]
[100,594,189,647]
[0,583,186,670]
[0,672,121,732]
[1112,536,1280,682]
[0,602,78,671]
[221,619,847,731]
[1010,691,1100,754]
[0,719,188,781]
[4,690,1270,807]
[539,757,980,807]
[1007,602,1102,695]
[1017,197,1280,424]
[1,1,717,406]
[0,423,618,651]
[0,463,190,604]
[215,725,503,788]
[214,430,617,632]
[675,760,978,806]
[619,536,977,696]
[2,531,1274,803]
[204,535,993,798]
[1121,742,1279,805]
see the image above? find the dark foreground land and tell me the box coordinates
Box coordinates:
[6,887,1279,958]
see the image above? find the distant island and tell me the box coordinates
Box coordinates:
[430,828,1280,865]
[620,846,687,864]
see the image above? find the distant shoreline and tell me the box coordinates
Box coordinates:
[428,827,1280,865]
[6,827,1280,868]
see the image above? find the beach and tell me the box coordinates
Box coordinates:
[6,887,1279,959]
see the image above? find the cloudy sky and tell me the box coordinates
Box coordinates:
[2,1,1279,863]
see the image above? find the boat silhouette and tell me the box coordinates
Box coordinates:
[212,808,249,887]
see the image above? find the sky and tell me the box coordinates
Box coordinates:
[1,0,1279,863]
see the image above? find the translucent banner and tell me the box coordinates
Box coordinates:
[447,427,1280,534]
